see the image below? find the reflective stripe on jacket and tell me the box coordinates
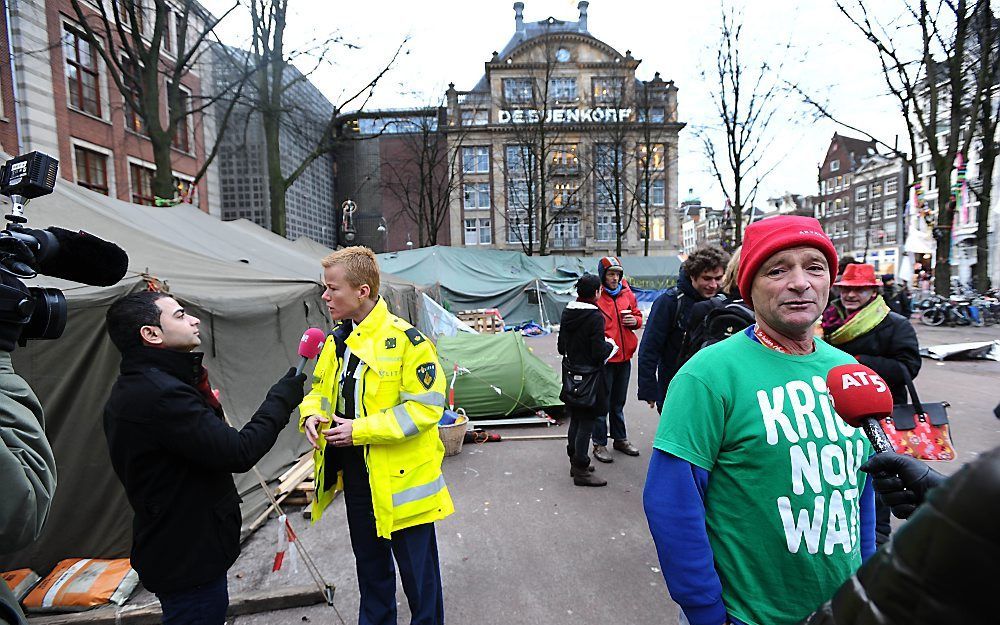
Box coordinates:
[299,298,454,537]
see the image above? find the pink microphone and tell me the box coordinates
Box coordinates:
[296,328,327,375]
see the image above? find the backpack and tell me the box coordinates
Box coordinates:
[677,299,755,367]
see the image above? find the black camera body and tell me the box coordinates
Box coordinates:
[0,151,128,350]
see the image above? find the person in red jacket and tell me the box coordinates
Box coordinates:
[593,256,643,463]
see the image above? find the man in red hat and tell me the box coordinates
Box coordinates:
[593,256,643,463]
[643,216,876,625]
[821,262,920,548]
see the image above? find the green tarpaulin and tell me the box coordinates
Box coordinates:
[378,246,681,326]
[436,332,562,418]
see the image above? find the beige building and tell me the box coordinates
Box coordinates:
[445,1,684,255]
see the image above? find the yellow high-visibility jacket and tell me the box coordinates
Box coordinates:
[299,298,454,537]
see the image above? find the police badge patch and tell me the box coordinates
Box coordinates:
[415,363,436,390]
[384,337,397,349]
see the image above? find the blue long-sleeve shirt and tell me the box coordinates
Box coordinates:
[643,450,876,625]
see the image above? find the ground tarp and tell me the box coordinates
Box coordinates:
[377,246,680,326]
[0,172,429,575]
[436,332,562,418]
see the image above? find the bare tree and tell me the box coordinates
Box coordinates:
[241,0,403,237]
[494,31,585,256]
[69,0,247,204]
[836,0,993,295]
[971,7,999,291]
[379,108,462,247]
[700,4,786,247]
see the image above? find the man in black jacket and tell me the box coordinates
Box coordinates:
[636,246,728,411]
[103,291,305,624]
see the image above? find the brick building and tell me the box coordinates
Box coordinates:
[4,0,216,212]
[812,134,907,274]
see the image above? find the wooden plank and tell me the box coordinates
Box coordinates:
[276,452,312,484]
[25,585,330,625]
[275,459,315,496]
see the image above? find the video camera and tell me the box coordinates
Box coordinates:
[0,151,128,350]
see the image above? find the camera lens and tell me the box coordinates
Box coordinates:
[23,287,67,340]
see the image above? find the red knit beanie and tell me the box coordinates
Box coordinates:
[737,216,838,309]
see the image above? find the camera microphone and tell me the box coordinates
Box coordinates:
[296,328,327,375]
[21,226,128,286]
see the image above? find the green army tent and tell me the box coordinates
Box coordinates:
[378,246,680,326]
[0,166,432,575]
[436,332,562,418]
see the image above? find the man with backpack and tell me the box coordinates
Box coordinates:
[637,245,729,411]
[675,247,755,370]
[592,257,643,463]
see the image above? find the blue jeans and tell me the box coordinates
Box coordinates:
[157,574,228,625]
[593,361,630,445]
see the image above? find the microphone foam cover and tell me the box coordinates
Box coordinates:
[298,327,327,359]
[826,363,894,428]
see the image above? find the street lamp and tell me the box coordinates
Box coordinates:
[376,218,388,253]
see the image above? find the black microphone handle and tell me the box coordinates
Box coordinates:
[862,417,894,454]
[295,355,309,376]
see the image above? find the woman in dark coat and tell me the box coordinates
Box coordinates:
[821,263,921,546]
[558,274,613,486]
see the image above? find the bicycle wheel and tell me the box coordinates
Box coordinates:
[921,308,945,326]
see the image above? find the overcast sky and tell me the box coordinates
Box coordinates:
[204,0,918,208]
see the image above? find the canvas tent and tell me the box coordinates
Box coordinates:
[0,171,430,575]
[436,332,562,417]
[377,246,681,326]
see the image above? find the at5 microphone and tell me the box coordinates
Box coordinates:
[826,363,895,454]
[296,328,327,375]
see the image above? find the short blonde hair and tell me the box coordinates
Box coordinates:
[321,246,380,300]
[722,245,742,294]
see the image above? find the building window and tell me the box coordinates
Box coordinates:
[638,107,665,123]
[505,145,534,179]
[884,199,896,218]
[596,212,618,241]
[502,78,533,104]
[641,177,665,206]
[479,219,492,244]
[592,77,624,104]
[550,144,579,173]
[74,146,109,195]
[116,0,145,33]
[162,8,173,53]
[854,234,866,248]
[855,206,865,223]
[552,216,580,244]
[172,88,191,152]
[507,179,530,209]
[885,177,898,195]
[63,26,102,116]
[548,77,577,102]
[465,219,484,245]
[463,182,490,209]
[639,144,665,170]
[551,183,578,210]
[175,11,185,51]
[129,163,155,205]
[460,110,488,126]
[871,181,882,197]
[652,216,666,241]
[871,203,881,220]
[462,146,489,174]
[506,208,537,243]
[830,159,840,172]
[855,186,867,202]
[885,221,897,244]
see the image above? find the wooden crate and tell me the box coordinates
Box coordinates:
[456,308,505,334]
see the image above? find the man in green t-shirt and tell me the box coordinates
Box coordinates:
[643,216,876,625]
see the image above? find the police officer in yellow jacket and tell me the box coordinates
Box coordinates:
[300,247,453,625]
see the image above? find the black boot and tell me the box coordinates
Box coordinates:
[571,461,607,487]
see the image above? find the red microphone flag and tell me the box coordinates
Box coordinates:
[825,363,894,428]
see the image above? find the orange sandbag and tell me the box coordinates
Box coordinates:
[22,559,138,612]
[2,568,40,601]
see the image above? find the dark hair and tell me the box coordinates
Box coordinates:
[838,256,857,275]
[106,291,170,352]
[683,245,730,279]
[576,273,601,300]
